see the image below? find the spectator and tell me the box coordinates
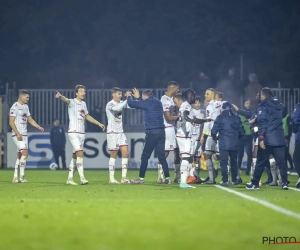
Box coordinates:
[216,67,243,106]
[192,71,212,97]
[87,106,105,132]
[244,73,262,108]
[50,119,66,170]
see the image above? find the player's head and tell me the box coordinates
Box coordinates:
[111,87,122,102]
[215,91,223,101]
[244,99,251,109]
[182,89,196,105]
[260,87,273,101]
[53,119,60,126]
[204,88,216,102]
[142,89,152,100]
[222,102,232,112]
[173,93,183,108]
[18,89,29,104]
[75,85,86,100]
[192,96,201,110]
[167,81,179,96]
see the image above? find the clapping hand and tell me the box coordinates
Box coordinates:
[132,88,140,99]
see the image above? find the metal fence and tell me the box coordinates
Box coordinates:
[7,87,300,127]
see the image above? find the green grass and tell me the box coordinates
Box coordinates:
[0,169,299,250]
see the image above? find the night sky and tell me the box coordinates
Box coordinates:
[0,0,300,89]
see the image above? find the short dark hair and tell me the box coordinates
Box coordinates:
[182,89,196,104]
[19,89,29,96]
[216,91,224,99]
[142,89,152,97]
[167,81,179,87]
[261,87,273,99]
[111,87,122,94]
[173,93,183,101]
[53,118,60,123]
[75,85,86,93]
[195,96,201,103]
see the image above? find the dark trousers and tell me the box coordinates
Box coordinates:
[237,135,253,173]
[252,145,288,185]
[285,143,294,169]
[219,149,238,182]
[139,131,170,178]
[293,140,300,177]
[52,146,67,169]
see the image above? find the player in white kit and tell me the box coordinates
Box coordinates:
[187,96,205,184]
[158,81,180,183]
[173,90,209,188]
[55,85,105,185]
[106,87,132,184]
[200,88,221,184]
[9,90,44,183]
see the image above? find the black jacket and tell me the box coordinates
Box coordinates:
[211,110,245,150]
[257,98,285,146]
[50,126,66,147]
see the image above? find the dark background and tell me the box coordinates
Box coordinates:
[1,0,300,89]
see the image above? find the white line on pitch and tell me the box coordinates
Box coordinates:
[288,187,300,192]
[215,185,300,220]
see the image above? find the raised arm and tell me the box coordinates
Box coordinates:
[55,91,70,105]
[109,100,128,112]
[127,96,148,110]
[231,104,253,119]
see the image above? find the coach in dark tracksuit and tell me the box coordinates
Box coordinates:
[127,88,170,184]
[246,88,288,190]
[292,103,300,188]
[211,102,245,186]
[50,119,67,169]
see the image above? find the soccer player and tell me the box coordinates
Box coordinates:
[159,81,180,183]
[106,87,131,184]
[187,96,205,184]
[173,90,208,188]
[200,88,221,184]
[9,89,44,183]
[55,85,105,185]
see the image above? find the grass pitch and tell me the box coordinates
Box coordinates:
[0,169,299,250]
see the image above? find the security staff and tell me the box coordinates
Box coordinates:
[50,119,67,169]
[246,88,288,190]
[292,103,300,188]
[211,102,245,186]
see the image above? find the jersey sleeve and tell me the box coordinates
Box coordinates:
[26,106,31,117]
[162,98,171,112]
[9,104,17,117]
[84,103,89,115]
[68,99,74,108]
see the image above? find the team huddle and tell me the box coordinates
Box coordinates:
[9,83,299,189]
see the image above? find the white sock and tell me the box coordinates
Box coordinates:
[180,160,189,184]
[194,163,200,178]
[19,156,26,178]
[157,163,164,179]
[76,157,85,181]
[206,159,214,181]
[122,158,128,178]
[109,158,116,181]
[68,158,76,180]
[174,164,180,179]
[14,159,20,179]
[190,165,194,177]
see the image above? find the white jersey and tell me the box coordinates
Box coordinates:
[161,95,177,127]
[202,100,221,135]
[191,109,205,138]
[176,101,193,137]
[106,99,128,133]
[68,98,89,134]
[9,102,31,136]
